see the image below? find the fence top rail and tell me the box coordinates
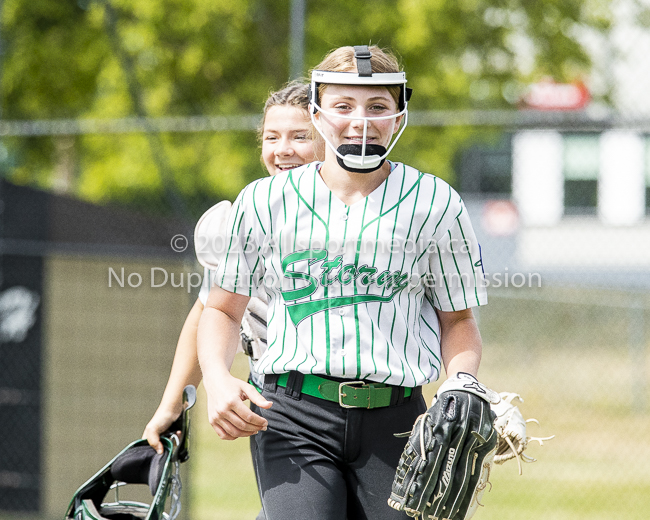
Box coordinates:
[2,109,650,136]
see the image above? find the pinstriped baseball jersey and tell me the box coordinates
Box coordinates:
[213,161,487,387]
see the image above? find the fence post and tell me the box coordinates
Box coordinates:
[629,294,647,413]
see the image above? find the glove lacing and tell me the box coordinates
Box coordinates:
[474,461,493,508]
[498,418,555,475]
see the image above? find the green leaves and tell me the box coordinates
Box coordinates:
[2,0,611,217]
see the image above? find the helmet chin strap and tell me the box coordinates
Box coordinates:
[336,144,387,173]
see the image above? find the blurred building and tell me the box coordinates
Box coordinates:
[459,127,650,289]
[456,0,650,288]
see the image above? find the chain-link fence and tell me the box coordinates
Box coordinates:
[2,1,650,519]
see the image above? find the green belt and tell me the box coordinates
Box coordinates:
[276,373,413,409]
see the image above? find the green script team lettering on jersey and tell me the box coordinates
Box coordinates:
[214,162,487,387]
[281,249,409,325]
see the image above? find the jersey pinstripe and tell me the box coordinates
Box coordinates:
[213,162,487,387]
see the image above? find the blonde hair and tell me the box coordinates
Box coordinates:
[311,46,402,107]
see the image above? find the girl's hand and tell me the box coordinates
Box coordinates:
[204,374,273,440]
[143,407,181,454]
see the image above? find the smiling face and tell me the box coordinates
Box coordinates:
[315,84,402,160]
[261,105,319,176]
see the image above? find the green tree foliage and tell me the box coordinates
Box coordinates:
[0,0,611,218]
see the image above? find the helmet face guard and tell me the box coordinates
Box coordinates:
[310,46,412,173]
[66,438,175,520]
[65,386,197,520]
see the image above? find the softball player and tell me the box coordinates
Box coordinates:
[198,45,487,520]
[142,81,322,453]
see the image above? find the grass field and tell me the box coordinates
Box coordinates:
[190,288,650,520]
